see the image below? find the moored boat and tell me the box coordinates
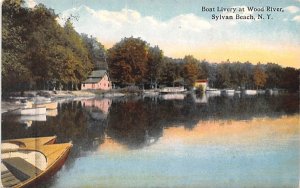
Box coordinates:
[1,136,72,188]
[244,90,257,95]
[11,107,47,115]
[33,101,58,110]
[160,87,186,94]
[205,88,221,95]
[223,89,235,96]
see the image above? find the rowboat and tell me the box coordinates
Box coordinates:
[1,136,72,188]
[11,107,47,115]
[244,90,257,95]
[33,101,58,110]
[160,87,186,94]
[205,88,221,95]
[224,89,235,95]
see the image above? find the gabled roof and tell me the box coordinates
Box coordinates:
[83,70,108,84]
[89,70,107,78]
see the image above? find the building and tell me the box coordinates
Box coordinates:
[194,79,208,91]
[81,70,112,90]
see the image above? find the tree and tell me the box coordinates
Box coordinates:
[265,63,283,88]
[280,67,299,92]
[253,63,267,89]
[81,34,107,70]
[146,46,163,88]
[182,55,199,88]
[107,37,149,85]
[2,0,32,93]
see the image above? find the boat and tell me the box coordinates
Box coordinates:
[46,109,58,117]
[33,96,51,103]
[11,107,47,115]
[143,90,159,97]
[160,87,186,94]
[244,90,257,95]
[1,136,72,188]
[19,115,47,122]
[33,101,58,110]
[223,89,235,96]
[257,89,266,94]
[205,88,221,95]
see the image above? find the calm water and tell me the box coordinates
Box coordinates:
[2,93,300,188]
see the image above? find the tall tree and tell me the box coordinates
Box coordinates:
[81,34,107,70]
[2,0,31,92]
[146,46,163,88]
[107,37,149,85]
[253,63,267,89]
[182,55,199,88]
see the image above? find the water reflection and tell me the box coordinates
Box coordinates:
[1,94,299,187]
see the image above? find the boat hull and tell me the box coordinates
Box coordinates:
[12,107,47,115]
[160,87,186,94]
[244,90,257,95]
[19,144,72,188]
[1,137,71,188]
[33,102,58,110]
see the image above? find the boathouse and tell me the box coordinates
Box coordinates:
[81,70,112,90]
[194,79,208,91]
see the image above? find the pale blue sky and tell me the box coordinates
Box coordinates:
[24,0,300,67]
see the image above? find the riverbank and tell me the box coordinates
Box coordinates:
[1,89,138,113]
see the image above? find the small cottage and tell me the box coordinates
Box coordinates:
[81,70,112,90]
[194,79,208,91]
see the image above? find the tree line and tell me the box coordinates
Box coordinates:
[2,0,106,93]
[2,0,299,95]
[107,37,299,92]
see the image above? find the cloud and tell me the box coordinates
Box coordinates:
[58,5,213,49]
[284,6,300,13]
[292,15,300,22]
[24,0,37,8]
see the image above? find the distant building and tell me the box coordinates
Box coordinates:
[194,79,208,91]
[81,70,112,90]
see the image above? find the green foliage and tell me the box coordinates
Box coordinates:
[146,46,163,87]
[182,55,199,87]
[253,63,268,89]
[2,0,31,92]
[2,1,298,93]
[2,1,92,93]
[81,34,107,70]
[107,37,149,85]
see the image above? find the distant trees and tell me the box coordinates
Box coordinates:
[2,1,299,94]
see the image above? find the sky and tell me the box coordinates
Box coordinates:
[24,0,300,68]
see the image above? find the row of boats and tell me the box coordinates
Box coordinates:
[1,136,72,188]
[10,97,58,116]
[144,87,279,96]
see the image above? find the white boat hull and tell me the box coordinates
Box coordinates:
[160,87,186,93]
[13,107,47,115]
[33,101,58,110]
[244,90,257,95]
[206,89,221,95]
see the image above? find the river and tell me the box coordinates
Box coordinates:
[2,93,299,187]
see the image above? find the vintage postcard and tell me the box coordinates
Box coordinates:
[1,0,299,187]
